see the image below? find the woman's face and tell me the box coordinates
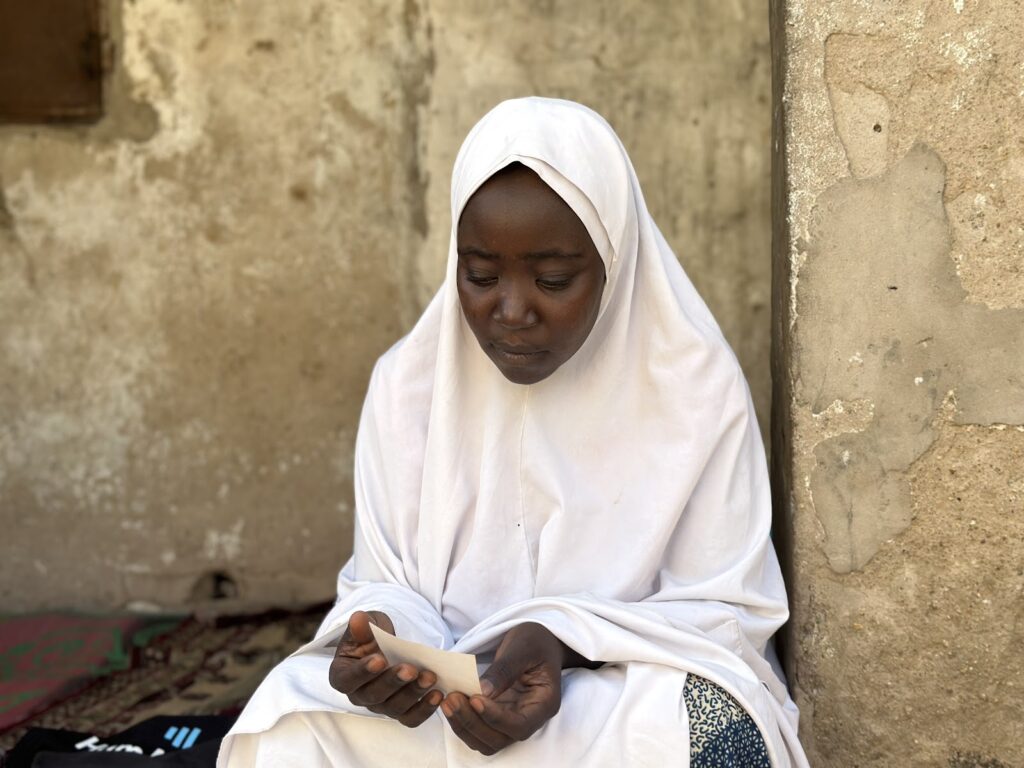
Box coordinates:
[456,165,606,385]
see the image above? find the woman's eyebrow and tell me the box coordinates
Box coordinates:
[457,246,498,260]
[523,249,584,261]
[456,246,583,261]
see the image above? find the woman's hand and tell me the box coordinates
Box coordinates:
[328,610,443,727]
[442,622,565,756]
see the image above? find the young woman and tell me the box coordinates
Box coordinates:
[218,98,808,767]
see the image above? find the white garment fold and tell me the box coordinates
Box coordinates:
[219,97,809,767]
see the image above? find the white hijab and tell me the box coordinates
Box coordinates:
[313,98,803,765]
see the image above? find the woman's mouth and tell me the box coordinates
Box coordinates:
[490,343,548,364]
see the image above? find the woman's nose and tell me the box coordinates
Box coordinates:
[493,286,538,329]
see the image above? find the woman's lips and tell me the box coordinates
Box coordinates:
[490,343,548,364]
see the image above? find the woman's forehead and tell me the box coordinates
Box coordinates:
[457,165,596,252]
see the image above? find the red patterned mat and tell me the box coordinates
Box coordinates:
[0,614,184,733]
[0,605,327,753]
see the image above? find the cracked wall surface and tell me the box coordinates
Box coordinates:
[1,1,772,610]
[774,0,1023,764]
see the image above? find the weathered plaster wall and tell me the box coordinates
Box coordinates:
[1,1,772,610]
[774,0,1024,764]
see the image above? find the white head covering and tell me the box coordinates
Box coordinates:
[225,98,806,768]
[353,96,782,631]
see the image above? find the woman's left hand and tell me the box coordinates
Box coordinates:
[441,622,564,756]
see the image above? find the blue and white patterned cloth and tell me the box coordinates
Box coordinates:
[685,674,771,767]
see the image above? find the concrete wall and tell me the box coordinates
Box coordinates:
[0,1,772,611]
[773,0,1024,764]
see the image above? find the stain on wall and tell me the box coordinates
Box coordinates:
[801,145,1023,572]
[1,1,773,610]
[774,0,1024,764]
[1,0,426,609]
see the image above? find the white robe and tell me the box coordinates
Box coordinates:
[218,97,809,768]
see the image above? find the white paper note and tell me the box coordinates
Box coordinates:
[369,623,482,696]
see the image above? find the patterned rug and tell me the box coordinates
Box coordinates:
[0,614,184,733]
[0,604,328,754]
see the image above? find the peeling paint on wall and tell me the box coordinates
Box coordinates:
[203,519,245,561]
[776,0,1024,763]
[799,144,1023,572]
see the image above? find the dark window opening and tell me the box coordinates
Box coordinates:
[0,0,104,123]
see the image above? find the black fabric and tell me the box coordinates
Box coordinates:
[31,741,219,767]
[3,716,231,768]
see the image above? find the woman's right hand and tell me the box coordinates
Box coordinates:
[329,610,443,727]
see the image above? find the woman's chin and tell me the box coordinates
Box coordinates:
[496,365,549,385]
[490,358,556,385]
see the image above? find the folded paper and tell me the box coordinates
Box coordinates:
[369,624,482,696]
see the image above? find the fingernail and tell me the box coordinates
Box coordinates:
[470,697,485,714]
[441,701,452,717]
[397,666,416,682]
[417,672,436,688]
[366,655,386,672]
[480,680,494,697]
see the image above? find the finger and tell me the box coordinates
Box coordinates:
[442,701,496,756]
[346,610,380,646]
[329,651,388,695]
[374,671,438,716]
[350,662,419,707]
[479,653,526,698]
[479,631,533,698]
[365,610,395,635]
[397,689,443,728]
[334,616,380,661]
[442,693,509,755]
[470,695,538,742]
[481,623,564,698]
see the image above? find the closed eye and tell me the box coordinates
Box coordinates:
[537,277,573,291]
[465,272,497,287]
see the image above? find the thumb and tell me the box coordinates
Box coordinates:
[366,610,395,635]
[480,659,519,699]
[346,610,379,646]
[480,640,532,698]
